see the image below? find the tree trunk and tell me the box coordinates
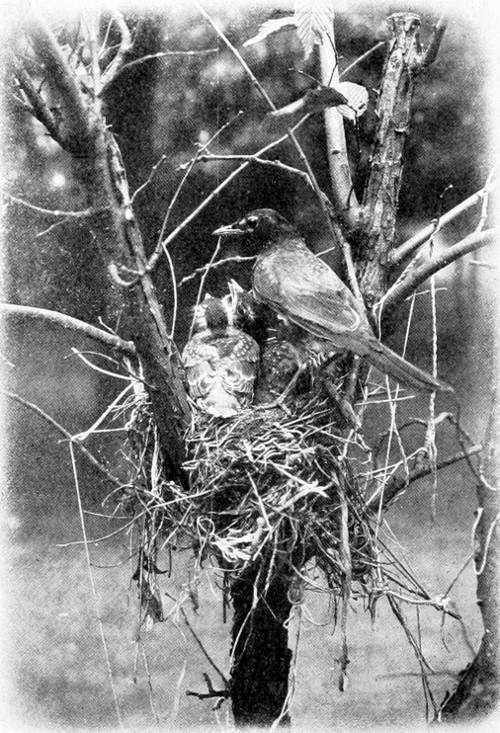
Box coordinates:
[230,561,293,727]
[440,390,500,720]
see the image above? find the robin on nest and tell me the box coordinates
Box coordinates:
[182,294,260,417]
[213,208,452,394]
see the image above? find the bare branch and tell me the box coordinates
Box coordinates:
[178,255,256,287]
[99,48,219,94]
[12,63,63,144]
[391,179,499,265]
[340,41,385,78]
[145,116,310,272]
[6,194,97,219]
[2,390,122,486]
[0,303,136,355]
[99,11,133,93]
[380,228,498,314]
[418,15,447,70]
[367,444,483,509]
[193,1,361,297]
[27,11,92,149]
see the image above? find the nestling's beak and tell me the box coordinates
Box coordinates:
[212,222,245,236]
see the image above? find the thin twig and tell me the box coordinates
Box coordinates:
[381,228,498,313]
[390,179,499,265]
[2,390,122,485]
[146,117,310,271]
[99,48,219,93]
[194,1,363,300]
[178,255,256,287]
[0,303,135,355]
[68,443,124,730]
[6,194,96,219]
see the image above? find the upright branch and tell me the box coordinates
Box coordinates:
[13,12,190,480]
[358,13,445,307]
[319,39,361,232]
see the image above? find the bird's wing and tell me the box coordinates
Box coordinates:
[253,242,368,342]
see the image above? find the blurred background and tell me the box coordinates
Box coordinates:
[1,0,498,730]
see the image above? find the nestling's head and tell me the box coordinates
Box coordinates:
[212,209,295,245]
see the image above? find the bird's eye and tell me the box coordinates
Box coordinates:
[245,215,259,230]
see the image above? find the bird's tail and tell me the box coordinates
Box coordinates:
[367,340,453,394]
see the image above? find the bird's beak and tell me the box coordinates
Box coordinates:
[212,222,245,237]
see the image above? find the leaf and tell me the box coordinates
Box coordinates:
[335,82,369,120]
[294,0,335,57]
[243,16,296,47]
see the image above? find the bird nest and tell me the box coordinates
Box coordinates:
[120,389,380,607]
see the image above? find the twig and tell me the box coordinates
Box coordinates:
[0,303,136,355]
[67,442,124,730]
[178,255,256,287]
[186,672,229,702]
[146,116,310,270]
[131,154,168,203]
[180,608,229,685]
[340,41,385,78]
[12,62,63,145]
[3,390,122,486]
[381,228,498,313]
[147,110,245,274]
[99,10,133,94]
[419,15,447,70]
[390,179,499,265]
[6,194,96,219]
[27,11,91,146]
[194,1,363,299]
[99,48,219,93]
[366,444,483,509]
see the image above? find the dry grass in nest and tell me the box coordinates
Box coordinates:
[121,391,380,604]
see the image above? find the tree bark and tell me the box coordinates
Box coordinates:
[230,561,293,727]
[358,13,422,307]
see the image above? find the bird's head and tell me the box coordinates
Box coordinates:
[212,209,294,245]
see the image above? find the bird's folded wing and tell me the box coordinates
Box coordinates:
[254,248,364,337]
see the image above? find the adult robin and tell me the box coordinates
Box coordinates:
[213,209,452,394]
[182,294,260,417]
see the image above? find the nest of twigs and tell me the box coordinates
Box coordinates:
[120,387,381,610]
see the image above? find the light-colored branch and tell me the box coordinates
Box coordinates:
[146,116,310,272]
[27,10,91,148]
[418,15,447,70]
[99,48,219,94]
[99,10,133,94]
[2,390,122,486]
[7,194,96,219]
[194,1,362,300]
[178,255,256,287]
[0,303,136,355]
[380,228,498,314]
[368,444,483,509]
[320,36,360,229]
[391,179,499,265]
[340,41,385,78]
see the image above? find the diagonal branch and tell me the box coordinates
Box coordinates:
[3,390,123,486]
[0,303,136,355]
[380,228,498,314]
[99,10,133,95]
[194,1,362,301]
[390,179,499,265]
[27,10,92,150]
[6,194,97,219]
[378,445,483,509]
[12,62,63,144]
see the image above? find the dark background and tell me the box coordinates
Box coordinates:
[2,1,498,729]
